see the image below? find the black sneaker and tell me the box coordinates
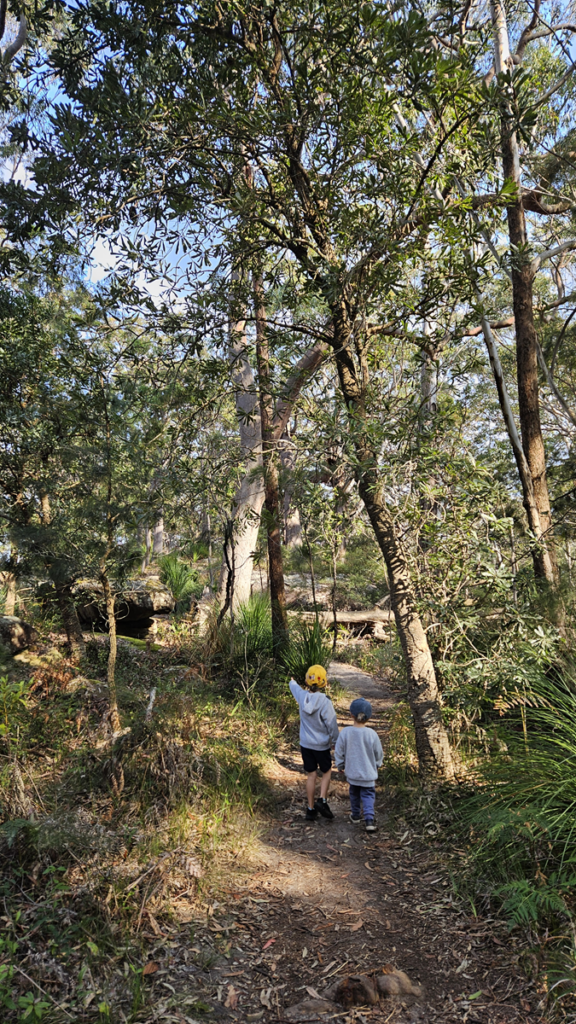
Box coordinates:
[349,814,361,824]
[315,799,334,820]
[365,818,377,833]
[305,807,318,821]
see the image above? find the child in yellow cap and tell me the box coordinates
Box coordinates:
[289,665,339,821]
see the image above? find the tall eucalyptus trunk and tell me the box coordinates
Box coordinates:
[254,275,288,649]
[218,304,327,612]
[491,0,557,584]
[218,302,266,611]
[101,391,121,734]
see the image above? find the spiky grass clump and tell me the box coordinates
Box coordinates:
[280,618,332,684]
[235,593,275,663]
[159,554,203,613]
[458,672,576,931]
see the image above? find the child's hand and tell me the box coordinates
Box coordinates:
[289,677,297,686]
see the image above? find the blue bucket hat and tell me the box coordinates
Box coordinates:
[350,698,372,720]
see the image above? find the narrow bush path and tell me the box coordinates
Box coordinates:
[144,666,546,1024]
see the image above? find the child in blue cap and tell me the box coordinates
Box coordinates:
[335,698,383,832]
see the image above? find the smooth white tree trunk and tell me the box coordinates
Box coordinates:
[153,518,164,556]
[218,333,327,612]
[218,315,266,610]
[3,574,16,615]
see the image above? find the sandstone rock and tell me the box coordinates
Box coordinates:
[323,968,422,1007]
[13,647,63,668]
[377,969,422,998]
[284,998,338,1020]
[74,578,174,628]
[324,975,380,1007]
[0,616,36,653]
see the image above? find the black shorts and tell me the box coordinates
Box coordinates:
[300,746,332,774]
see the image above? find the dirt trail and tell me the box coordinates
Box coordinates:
[151,666,544,1024]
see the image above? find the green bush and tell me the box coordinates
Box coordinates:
[280,618,332,684]
[235,593,274,662]
[457,670,576,931]
[159,554,203,613]
[208,594,276,704]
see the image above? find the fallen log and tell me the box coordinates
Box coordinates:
[294,609,394,639]
[297,608,393,625]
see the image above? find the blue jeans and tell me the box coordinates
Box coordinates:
[349,784,376,820]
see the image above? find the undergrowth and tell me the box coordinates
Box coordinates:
[387,669,576,1020]
[0,615,291,1022]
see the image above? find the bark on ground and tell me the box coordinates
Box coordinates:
[140,666,545,1024]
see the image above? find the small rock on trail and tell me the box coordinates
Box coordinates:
[328,660,388,701]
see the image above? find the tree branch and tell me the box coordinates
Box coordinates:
[272,340,329,441]
[530,239,576,276]
[464,316,514,337]
[2,12,27,65]
[522,189,575,215]
[514,0,541,62]
[537,341,576,428]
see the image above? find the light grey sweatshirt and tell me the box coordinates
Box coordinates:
[335,725,383,786]
[289,680,339,750]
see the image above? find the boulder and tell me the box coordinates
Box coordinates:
[74,578,174,629]
[377,969,422,998]
[324,968,422,1006]
[0,616,36,654]
[324,975,380,1007]
[13,647,63,668]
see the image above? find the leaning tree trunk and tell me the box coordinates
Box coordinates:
[491,0,558,585]
[480,314,557,582]
[255,274,288,648]
[331,313,458,781]
[357,464,457,778]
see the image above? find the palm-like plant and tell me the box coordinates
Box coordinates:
[158,554,201,614]
[280,619,332,685]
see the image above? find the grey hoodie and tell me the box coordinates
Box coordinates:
[335,725,383,786]
[289,680,339,750]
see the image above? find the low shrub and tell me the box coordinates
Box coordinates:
[280,618,332,684]
[455,670,576,936]
[159,554,203,613]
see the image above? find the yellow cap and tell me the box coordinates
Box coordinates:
[305,665,327,689]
